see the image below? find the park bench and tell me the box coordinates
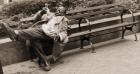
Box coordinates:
[65,3,139,53]
[16,3,139,69]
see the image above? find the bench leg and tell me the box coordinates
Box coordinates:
[0,60,3,74]
[85,36,96,53]
[80,35,96,53]
[121,27,126,39]
[131,29,138,41]
[89,41,96,53]
[80,36,84,49]
[125,26,138,41]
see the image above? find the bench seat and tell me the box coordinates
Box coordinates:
[69,21,138,38]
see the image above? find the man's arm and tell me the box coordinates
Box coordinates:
[20,17,35,22]
[20,10,46,23]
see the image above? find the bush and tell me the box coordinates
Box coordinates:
[66,0,107,10]
[120,0,140,12]
[0,0,109,19]
[0,0,48,17]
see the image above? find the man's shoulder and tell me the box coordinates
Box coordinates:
[55,16,68,22]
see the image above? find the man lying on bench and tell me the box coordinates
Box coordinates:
[0,4,69,71]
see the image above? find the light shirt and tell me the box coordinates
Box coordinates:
[42,15,69,43]
[41,10,55,21]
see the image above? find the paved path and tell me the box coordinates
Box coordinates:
[3,33,140,74]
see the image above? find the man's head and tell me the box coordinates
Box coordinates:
[46,1,66,16]
[42,3,49,11]
[56,6,66,16]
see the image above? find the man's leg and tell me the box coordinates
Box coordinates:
[0,21,50,41]
[0,21,17,41]
[26,40,37,61]
[1,21,51,71]
[17,28,49,40]
[31,40,51,71]
[51,41,65,63]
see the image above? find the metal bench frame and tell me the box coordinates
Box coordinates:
[66,3,138,53]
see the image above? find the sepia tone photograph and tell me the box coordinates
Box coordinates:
[0,0,140,74]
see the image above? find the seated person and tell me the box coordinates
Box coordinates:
[0,3,69,71]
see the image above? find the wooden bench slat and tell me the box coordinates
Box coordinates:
[67,3,121,14]
[69,13,121,29]
[69,21,138,38]
[68,13,120,25]
[67,7,123,20]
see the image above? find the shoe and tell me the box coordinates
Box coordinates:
[38,58,51,71]
[0,21,17,41]
[42,62,51,71]
[43,65,51,71]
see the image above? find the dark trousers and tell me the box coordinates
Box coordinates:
[17,28,52,40]
[17,28,53,65]
[17,28,64,64]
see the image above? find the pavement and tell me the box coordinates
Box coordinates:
[2,33,140,74]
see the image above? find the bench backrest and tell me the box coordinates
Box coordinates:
[65,3,127,41]
[66,3,123,20]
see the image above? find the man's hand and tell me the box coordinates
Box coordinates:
[20,17,34,22]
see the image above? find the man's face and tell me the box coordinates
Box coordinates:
[45,3,48,8]
[56,6,65,14]
[42,3,50,13]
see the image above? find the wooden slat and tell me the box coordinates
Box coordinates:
[67,7,123,20]
[69,21,138,38]
[68,12,140,29]
[68,13,120,28]
[67,3,121,14]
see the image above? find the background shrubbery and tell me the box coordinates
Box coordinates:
[0,0,109,18]
[0,0,48,18]
[0,0,139,24]
[118,0,140,12]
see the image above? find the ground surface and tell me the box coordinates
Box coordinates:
[3,33,140,74]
